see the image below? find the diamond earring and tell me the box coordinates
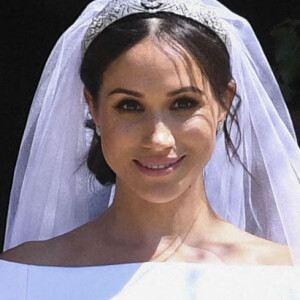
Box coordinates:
[96,126,101,136]
[217,121,224,132]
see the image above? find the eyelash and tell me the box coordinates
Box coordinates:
[115,97,199,112]
[115,99,143,112]
[171,97,199,110]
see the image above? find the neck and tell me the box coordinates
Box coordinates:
[102,175,220,250]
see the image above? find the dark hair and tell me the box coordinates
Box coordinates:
[80,13,240,185]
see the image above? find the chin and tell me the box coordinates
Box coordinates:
[129,177,197,205]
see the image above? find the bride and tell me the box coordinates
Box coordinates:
[0,0,300,300]
[0,1,299,297]
[1,4,293,266]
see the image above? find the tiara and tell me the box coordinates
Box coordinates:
[82,0,229,55]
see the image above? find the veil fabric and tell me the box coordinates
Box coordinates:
[4,0,300,265]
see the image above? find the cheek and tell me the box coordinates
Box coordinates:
[99,115,136,172]
[182,109,216,142]
[181,114,217,164]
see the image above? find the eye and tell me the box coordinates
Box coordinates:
[115,99,143,112]
[171,97,199,110]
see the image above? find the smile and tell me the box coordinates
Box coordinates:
[140,163,173,170]
[133,156,185,176]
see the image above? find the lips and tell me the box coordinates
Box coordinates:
[133,156,185,176]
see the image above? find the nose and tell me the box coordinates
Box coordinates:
[142,115,176,151]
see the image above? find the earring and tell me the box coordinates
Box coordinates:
[217,121,224,132]
[96,126,101,136]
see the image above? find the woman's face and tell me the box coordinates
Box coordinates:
[86,36,229,203]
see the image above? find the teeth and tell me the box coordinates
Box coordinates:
[142,163,172,169]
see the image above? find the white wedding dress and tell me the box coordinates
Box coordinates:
[1,260,299,299]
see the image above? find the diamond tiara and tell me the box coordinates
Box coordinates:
[82,0,229,55]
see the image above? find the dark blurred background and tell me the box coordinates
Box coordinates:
[1,0,299,250]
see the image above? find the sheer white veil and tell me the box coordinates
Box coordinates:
[4,0,300,265]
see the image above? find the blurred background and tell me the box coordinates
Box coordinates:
[1,0,299,250]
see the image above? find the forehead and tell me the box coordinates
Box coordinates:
[101,36,207,91]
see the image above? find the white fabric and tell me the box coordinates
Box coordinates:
[1,260,300,299]
[4,0,300,266]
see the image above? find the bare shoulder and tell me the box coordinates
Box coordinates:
[0,220,107,267]
[249,235,293,265]
[0,240,54,266]
[0,227,89,266]
[231,230,292,265]
[218,222,293,265]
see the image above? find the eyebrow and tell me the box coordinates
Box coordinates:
[107,86,204,98]
[167,86,204,97]
[108,88,143,98]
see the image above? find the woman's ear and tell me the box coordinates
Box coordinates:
[219,80,236,121]
[84,88,99,126]
[227,80,236,105]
